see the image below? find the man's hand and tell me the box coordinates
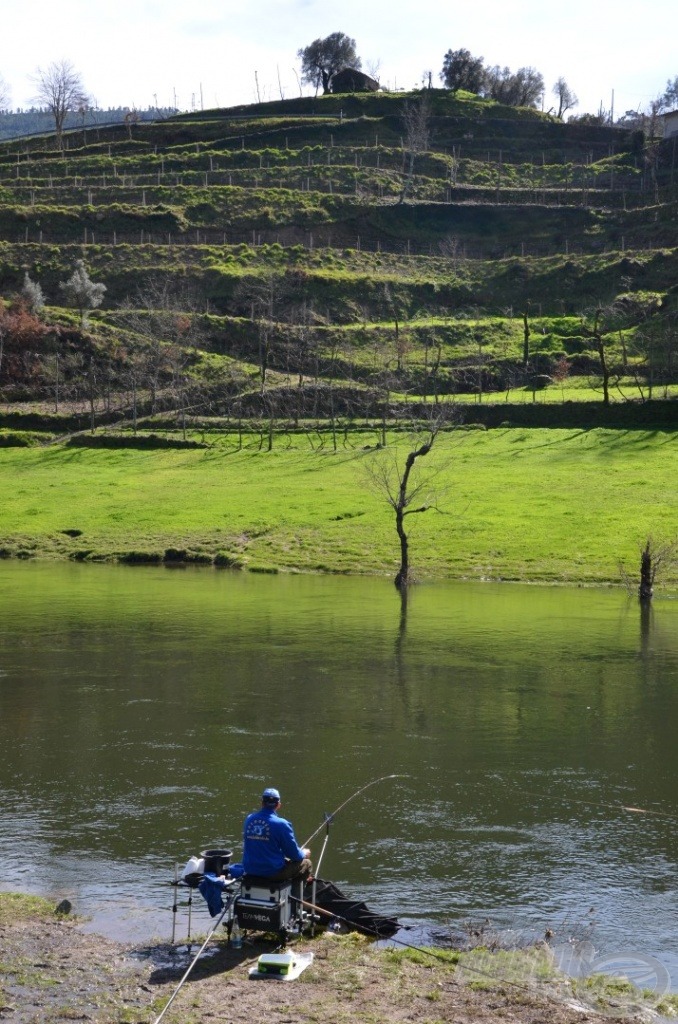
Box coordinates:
[303,848,311,858]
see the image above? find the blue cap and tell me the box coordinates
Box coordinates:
[262,787,280,802]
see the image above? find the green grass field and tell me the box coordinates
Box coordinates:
[1,427,677,587]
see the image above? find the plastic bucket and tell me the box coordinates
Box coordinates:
[201,848,233,875]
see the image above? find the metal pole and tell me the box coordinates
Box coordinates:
[290,895,569,998]
[309,816,331,938]
[314,818,331,878]
[171,864,178,945]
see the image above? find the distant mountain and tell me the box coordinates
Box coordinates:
[0,107,177,142]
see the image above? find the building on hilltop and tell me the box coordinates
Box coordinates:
[329,68,380,94]
[661,110,678,138]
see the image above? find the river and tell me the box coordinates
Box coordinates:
[1,562,677,989]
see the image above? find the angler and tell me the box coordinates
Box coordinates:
[155,777,403,1024]
[171,775,402,941]
[242,787,312,883]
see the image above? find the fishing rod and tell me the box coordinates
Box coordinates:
[289,894,547,999]
[303,774,408,848]
[153,888,236,1024]
[489,778,677,822]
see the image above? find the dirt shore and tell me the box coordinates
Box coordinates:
[0,894,663,1024]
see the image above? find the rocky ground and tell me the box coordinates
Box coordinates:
[0,894,668,1024]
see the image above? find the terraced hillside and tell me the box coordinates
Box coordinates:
[0,89,676,429]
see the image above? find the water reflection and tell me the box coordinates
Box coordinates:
[0,562,677,986]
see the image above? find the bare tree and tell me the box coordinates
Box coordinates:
[634,308,678,399]
[0,73,11,111]
[118,277,205,415]
[580,306,614,405]
[641,98,664,204]
[582,298,656,405]
[239,271,289,398]
[552,77,578,119]
[364,410,457,590]
[236,271,292,450]
[522,301,531,368]
[400,94,431,203]
[364,57,382,84]
[422,328,443,404]
[287,301,317,429]
[638,537,678,602]
[33,59,88,149]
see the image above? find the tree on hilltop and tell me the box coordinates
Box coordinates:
[483,65,544,108]
[552,77,578,119]
[0,73,10,111]
[298,33,360,95]
[660,75,678,110]
[440,48,486,94]
[32,59,88,149]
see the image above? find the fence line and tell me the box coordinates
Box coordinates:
[3,225,670,261]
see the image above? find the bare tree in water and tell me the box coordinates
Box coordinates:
[638,537,678,602]
[364,408,459,590]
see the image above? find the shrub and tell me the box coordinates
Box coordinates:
[118,551,163,564]
[184,552,214,564]
[164,548,187,562]
[215,552,245,569]
[0,430,49,447]
[66,433,208,450]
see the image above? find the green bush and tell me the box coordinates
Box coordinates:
[66,433,208,450]
[0,430,50,447]
[118,551,163,564]
[164,547,187,562]
[214,551,245,568]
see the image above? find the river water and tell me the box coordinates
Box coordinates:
[1,562,677,988]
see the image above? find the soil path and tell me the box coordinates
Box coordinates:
[0,906,612,1024]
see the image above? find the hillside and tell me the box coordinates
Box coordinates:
[0,88,676,429]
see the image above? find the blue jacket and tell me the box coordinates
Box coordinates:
[242,806,305,876]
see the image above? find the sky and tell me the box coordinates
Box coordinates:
[1,0,676,119]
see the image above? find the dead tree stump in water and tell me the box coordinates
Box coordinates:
[639,540,654,602]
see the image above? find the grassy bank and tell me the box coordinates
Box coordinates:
[1,427,676,587]
[1,892,674,1023]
